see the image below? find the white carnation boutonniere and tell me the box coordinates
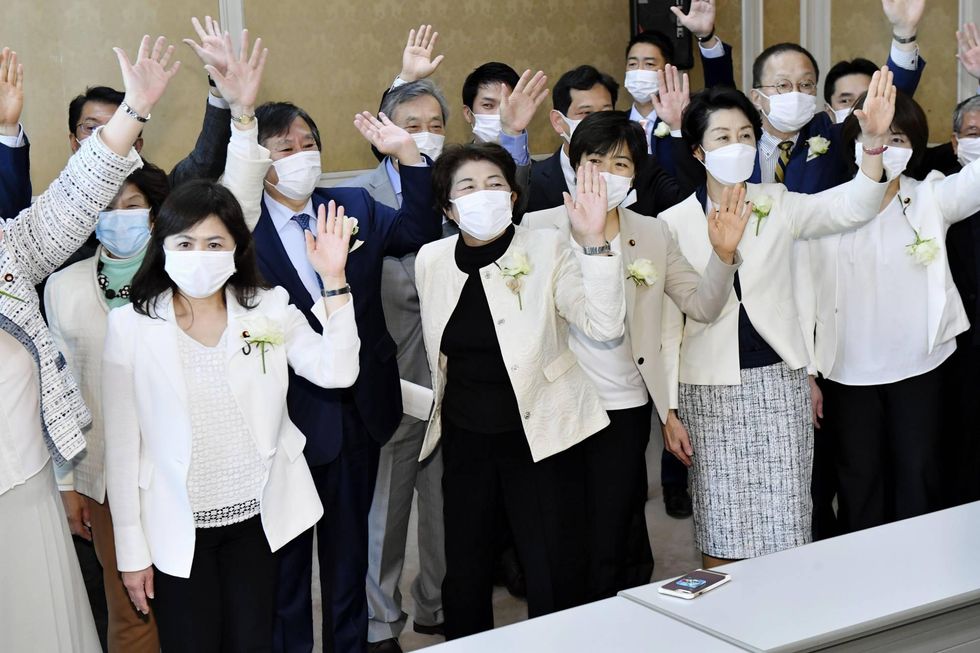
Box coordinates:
[806,135,830,162]
[627,258,658,287]
[653,121,671,139]
[751,195,773,236]
[345,216,365,254]
[239,315,285,374]
[906,230,939,266]
[496,250,531,310]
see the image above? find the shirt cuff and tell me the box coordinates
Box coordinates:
[499,130,531,166]
[670,129,682,138]
[699,38,725,59]
[208,92,231,110]
[889,41,919,70]
[391,76,407,90]
[0,124,26,147]
[228,120,262,157]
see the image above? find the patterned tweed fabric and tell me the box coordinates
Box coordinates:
[679,362,814,559]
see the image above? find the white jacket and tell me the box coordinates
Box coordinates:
[103,287,359,577]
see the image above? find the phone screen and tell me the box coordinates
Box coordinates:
[661,570,729,594]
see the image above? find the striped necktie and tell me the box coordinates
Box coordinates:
[775,140,794,184]
[291,213,323,291]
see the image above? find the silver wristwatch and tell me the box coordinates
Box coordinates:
[582,241,612,256]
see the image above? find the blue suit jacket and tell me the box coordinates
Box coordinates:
[252,164,440,467]
[0,137,32,218]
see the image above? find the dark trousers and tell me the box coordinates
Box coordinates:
[74,535,109,652]
[441,419,588,640]
[811,377,842,541]
[942,342,980,506]
[583,402,654,599]
[823,366,944,534]
[154,516,277,652]
[274,401,380,653]
[660,446,688,488]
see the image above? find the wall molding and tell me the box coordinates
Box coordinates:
[961,0,980,102]
[800,0,832,90]
[741,0,765,90]
[218,0,246,48]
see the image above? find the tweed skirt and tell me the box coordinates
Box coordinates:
[679,362,814,559]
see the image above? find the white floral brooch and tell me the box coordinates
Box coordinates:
[346,216,365,253]
[627,258,658,286]
[806,135,830,162]
[653,121,671,139]
[240,315,285,374]
[496,250,531,310]
[899,195,939,266]
[751,195,773,236]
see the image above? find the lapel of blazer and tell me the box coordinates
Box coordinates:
[90,245,110,315]
[141,291,188,407]
[254,201,313,311]
[669,194,715,271]
[618,208,639,329]
[369,160,400,209]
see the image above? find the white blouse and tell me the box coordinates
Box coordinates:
[0,329,49,492]
[829,195,956,385]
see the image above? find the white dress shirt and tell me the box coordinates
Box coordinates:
[0,330,49,492]
[829,195,956,385]
[0,124,25,148]
[560,147,577,197]
[629,105,658,154]
[567,234,649,410]
[264,194,322,304]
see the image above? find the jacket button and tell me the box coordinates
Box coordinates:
[637,357,645,365]
[523,411,531,419]
[483,272,491,279]
[2,272,12,282]
[629,239,636,246]
[497,318,505,325]
[511,365,518,371]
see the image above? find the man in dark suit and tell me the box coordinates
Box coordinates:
[252,101,440,653]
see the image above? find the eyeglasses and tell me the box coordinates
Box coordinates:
[756,79,818,95]
[75,121,105,138]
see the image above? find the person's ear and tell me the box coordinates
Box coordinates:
[69,133,81,153]
[265,166,279,186]
[951,133,959,156]
[510,190,518,209]
[549,109,566,136]
[446,203,461,224]
[693,145,706,163]
[749,88,766,112]
[134,137,144,153]
[462,105,474,126]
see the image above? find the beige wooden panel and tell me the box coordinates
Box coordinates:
[1,0,220,191]
[763,0,800,49]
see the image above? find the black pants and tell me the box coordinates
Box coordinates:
[941,341,980,506]
[583,402,654,599]
[441,419,588,639]
[660,446,688,488]
[823,367,943,534]
[154,516,277,652]
[811,376,842,541]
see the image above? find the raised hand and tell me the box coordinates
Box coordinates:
[664,412,694,467]
[305,200,352,287]
[500,69,549,136]
[882,0,924,41]
[113,35,181,117]
[854,66,896,146]
[0,47,24,136]
[183,16,232,79]
[353,110,421,165]
[399,24,444,83]
[651,64,690,131]
[958,23,980,80]
[670,0,716,40]
[707,184,751,263]
[564,163,609,248]
[204,29,268,118]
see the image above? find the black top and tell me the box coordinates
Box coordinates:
[440,226,523,433]
[733,272,782,369]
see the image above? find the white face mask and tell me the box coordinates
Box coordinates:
[472,113,502,144]
[853,142,913,181]
[832,106,853,124]
[956,136,980,167]
[410,131,445,161]
[601,172,633,211]
[164,249,237,299]
[625,69,660,104]
[270,150,322,200]
[560,114,583,144]
[760,91,817,133]
[450,190,513,241]
[702,143,757,185]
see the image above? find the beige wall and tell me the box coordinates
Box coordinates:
[763,0,800,49]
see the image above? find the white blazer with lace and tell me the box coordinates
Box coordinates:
[414,226,626,463]
[103,286,359,577]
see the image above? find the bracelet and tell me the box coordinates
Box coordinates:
[695,28,716,43]
[231,113,255,125]
[582,242,612,256]
[862,144,888,156]
[321,284,351,298]
[119,101,150,123]
[892,32,917,44]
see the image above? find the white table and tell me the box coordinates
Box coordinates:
[425,596,743,652]
[620,502,980,652]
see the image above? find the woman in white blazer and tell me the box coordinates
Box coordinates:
[416,144,625,638]
[102,178,359,650]
[807,92,980,534]
[659,72,895,568]
[522,110,746,600]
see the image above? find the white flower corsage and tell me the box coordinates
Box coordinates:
[653,121,671,139]
[906,230,939,267]
[806,135,830,162]
[627,258,658,287]
[345,216,365,253]
[751,195,773,236]
[496,250,531,310]
[240,315,285,374]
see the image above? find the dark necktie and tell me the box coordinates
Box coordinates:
[291,213,323,291]
[775,140,794,184]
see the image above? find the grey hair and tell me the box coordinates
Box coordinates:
[380,79,450,124]
[953,95,980,133]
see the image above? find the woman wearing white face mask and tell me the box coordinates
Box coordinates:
[805,91,980,535]
[658,74,895,569]
[523,110,747,599]
[102,179,360,650]
[416,143,626,638]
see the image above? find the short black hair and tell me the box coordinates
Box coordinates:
[130,180,267,318]
[823,58,878,104]
[841,90,929,179]
[552,65,620,116]
[255,101,322,151]
[569,111,648,177]
[462,62,520,109]
[752,43,820,89]
[625,31,675,65]
[123,161,171,219]
[68,86,124,134]
[431,143,521,213]
[682,86,763,150]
